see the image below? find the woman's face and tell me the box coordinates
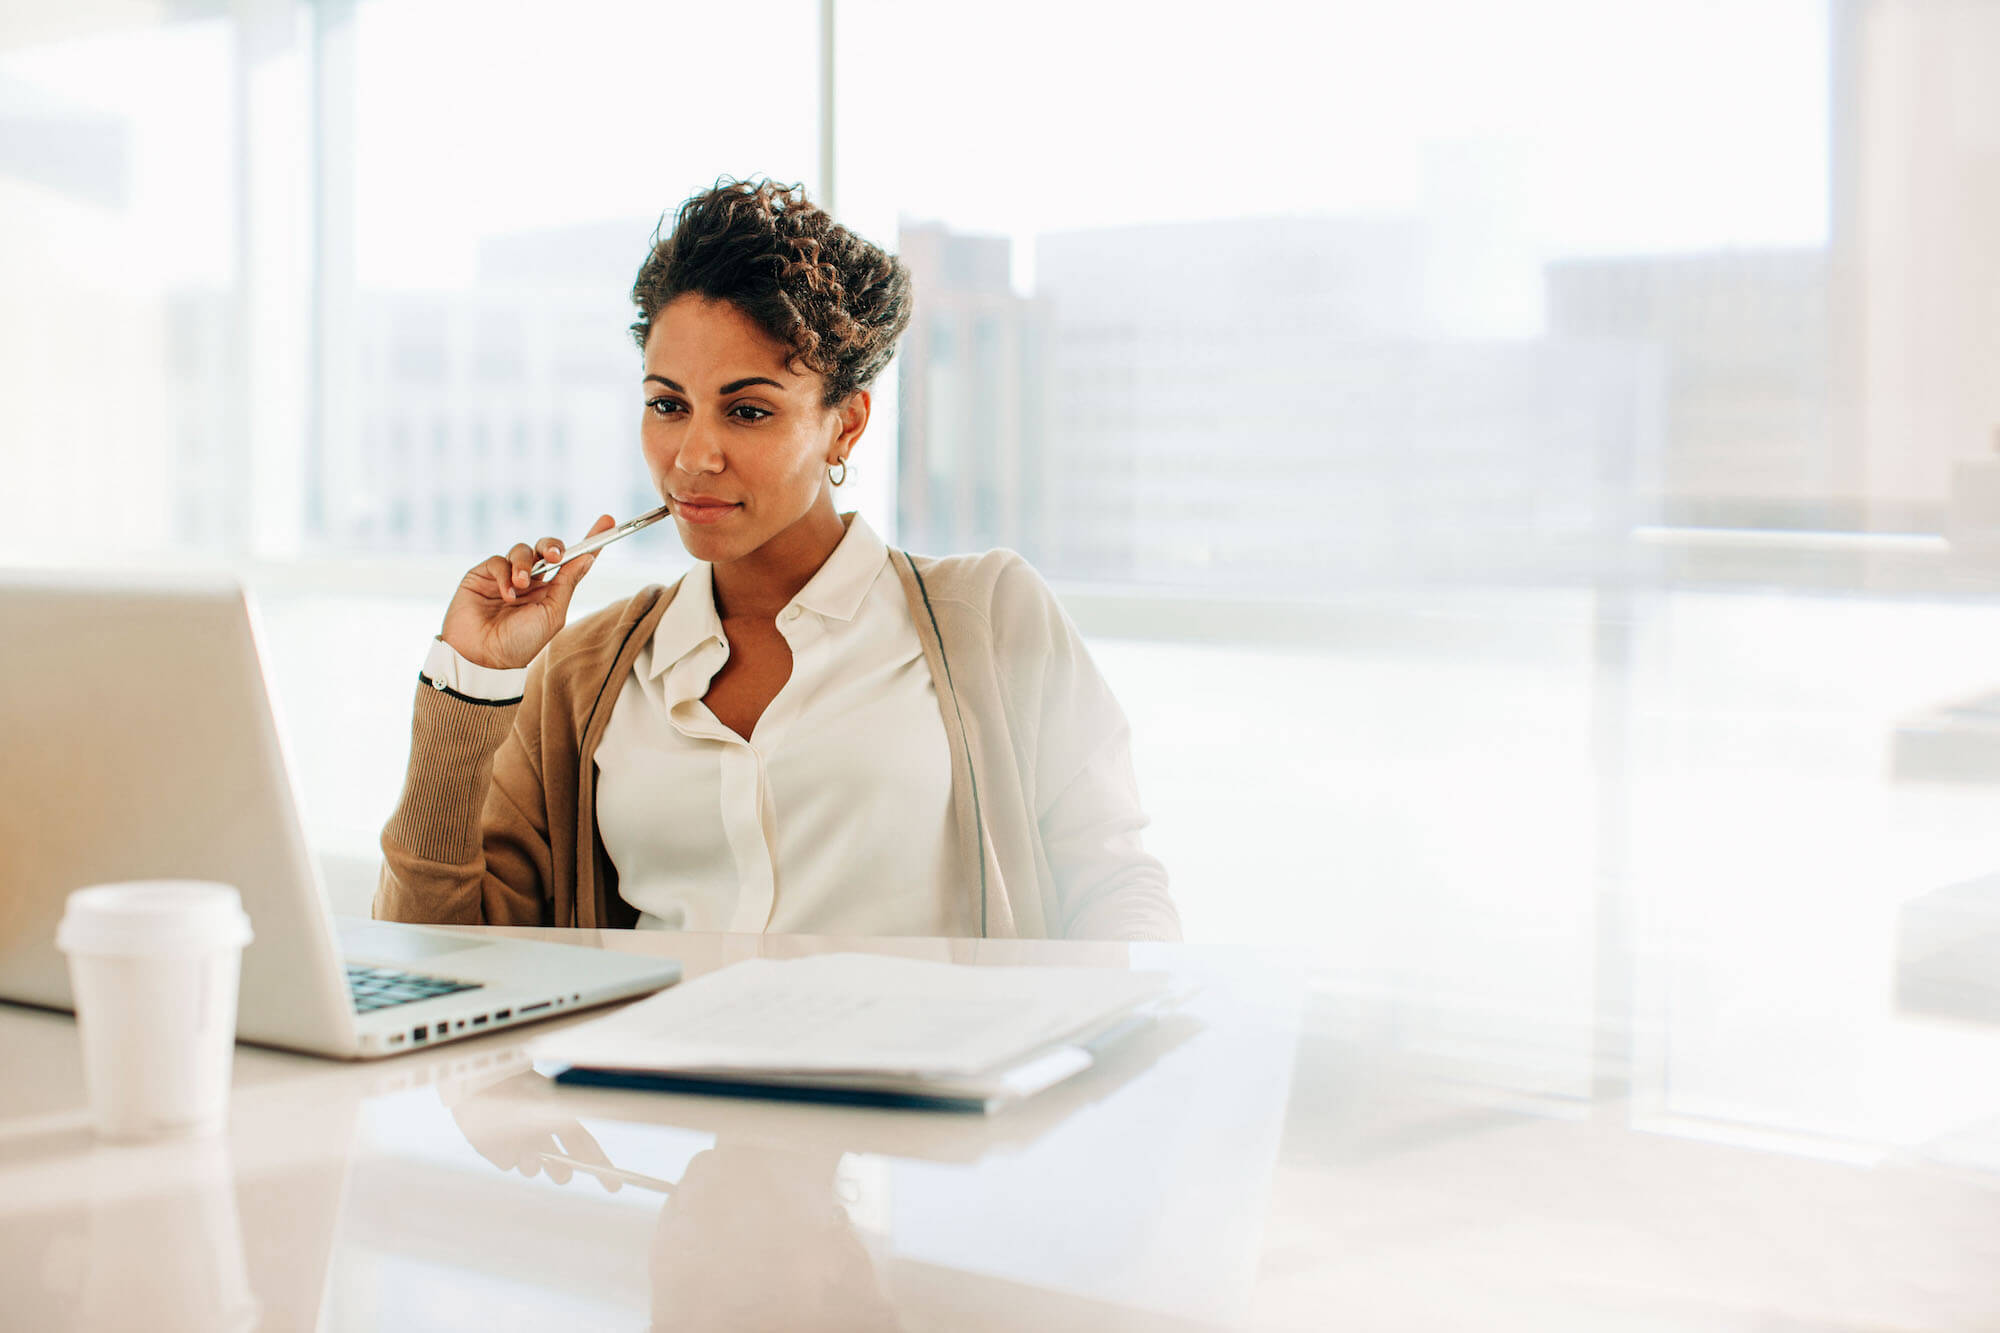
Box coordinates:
[639,294,865,567]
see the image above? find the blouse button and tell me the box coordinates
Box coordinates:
[783,606,802,623]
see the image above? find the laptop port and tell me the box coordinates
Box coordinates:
[519,1001,550,1014]
[494,1009,511,1020]
[471,1015,488,1026]
[412,1025,428,1042]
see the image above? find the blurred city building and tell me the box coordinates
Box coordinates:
[320,222,657,557]
[1848,0,2000,540]
[902,215,1661,591]
[1545,249,1831,531]
[895,222,1049,561]
[153,209,1837,596]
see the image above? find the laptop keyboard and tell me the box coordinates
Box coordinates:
[346,963,484,1014]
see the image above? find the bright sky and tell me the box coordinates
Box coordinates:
[841,0,1828,252]
[2,0,1829,295]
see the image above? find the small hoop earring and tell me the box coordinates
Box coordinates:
[829,459,848,486]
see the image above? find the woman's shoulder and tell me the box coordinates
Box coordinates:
[902,547,1053,615]
[898,547,1072,657]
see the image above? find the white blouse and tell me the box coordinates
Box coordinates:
[424,515,959,935]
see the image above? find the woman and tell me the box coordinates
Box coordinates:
[375,179,1179,941]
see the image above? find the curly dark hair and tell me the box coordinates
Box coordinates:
[629,178,913,407]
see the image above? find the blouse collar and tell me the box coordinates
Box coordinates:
[645,511,887,681]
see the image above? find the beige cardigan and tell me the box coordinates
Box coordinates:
[373,548,1181,941]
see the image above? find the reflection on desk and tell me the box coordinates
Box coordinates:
[4,928,2000,1330]
[0,1029,358,1333]
[0,934,1293,1332]
[427,994,1204,1331]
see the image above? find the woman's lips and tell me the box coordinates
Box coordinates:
[671,496,740,526]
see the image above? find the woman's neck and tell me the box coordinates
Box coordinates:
[710,501,848,620]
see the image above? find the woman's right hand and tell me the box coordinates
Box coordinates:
[439,514,617,670]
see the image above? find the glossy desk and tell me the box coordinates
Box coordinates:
[0,927,1995,1331]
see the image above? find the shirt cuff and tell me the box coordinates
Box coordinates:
[422,637,528,702]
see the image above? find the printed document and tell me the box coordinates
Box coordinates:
[534,953,1171,1079]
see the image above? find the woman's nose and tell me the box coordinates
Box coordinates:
[674,419,725,475]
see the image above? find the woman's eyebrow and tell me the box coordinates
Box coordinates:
[642,373,788,394]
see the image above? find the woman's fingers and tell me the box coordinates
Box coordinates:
[503,542,537,600]
[552,1121,617,1192]
[553,1120,614,1166]
[460,513,622,642]
[479,555,516,599]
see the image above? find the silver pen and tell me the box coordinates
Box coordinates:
[528,502,674,580]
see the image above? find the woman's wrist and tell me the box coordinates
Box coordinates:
[424,637,528,701]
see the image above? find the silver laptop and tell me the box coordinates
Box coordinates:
[0,574,681,1059]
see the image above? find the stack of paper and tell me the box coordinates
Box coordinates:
[533,953,1174,1112]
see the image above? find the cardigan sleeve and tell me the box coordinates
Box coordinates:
[1037,725,1183,942]
[371,673,553,927]
[990,558,1183,942]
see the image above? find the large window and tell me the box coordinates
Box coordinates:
[841,0,1835,592]
[1,13,242,558]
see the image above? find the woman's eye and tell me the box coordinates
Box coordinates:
[731,405,771,422]
[645,396,684,417]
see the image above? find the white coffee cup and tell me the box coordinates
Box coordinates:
[56,881,254,1141]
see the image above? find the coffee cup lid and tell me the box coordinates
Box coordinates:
[56,881,254,956]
